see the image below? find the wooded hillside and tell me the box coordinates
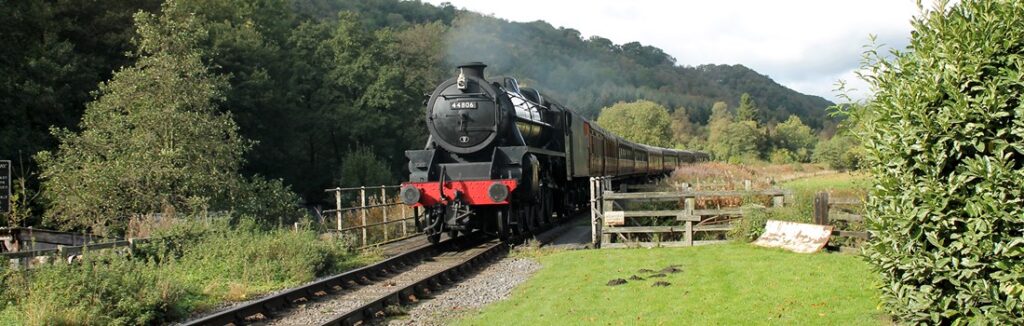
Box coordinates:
[1,0,834,214]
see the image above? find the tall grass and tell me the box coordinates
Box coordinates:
[0,218,373,325]
[729,173,869,242]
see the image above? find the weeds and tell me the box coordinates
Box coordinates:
[0,217,372,325]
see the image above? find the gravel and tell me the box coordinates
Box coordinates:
[385,257,542,326]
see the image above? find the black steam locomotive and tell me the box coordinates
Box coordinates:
[400,62,707,243]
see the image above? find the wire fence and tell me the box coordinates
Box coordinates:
[323,185,420,249]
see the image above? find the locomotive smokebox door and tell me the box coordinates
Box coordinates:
[426,62,507,155]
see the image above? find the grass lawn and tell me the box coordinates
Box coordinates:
[458,243,886,325]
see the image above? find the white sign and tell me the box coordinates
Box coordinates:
[753,220,833,253]
[0,160,9,213]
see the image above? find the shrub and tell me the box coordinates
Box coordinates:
[854,0,1024,322]
[769,148,796,164]
[227,176,306,227]
[812,135,861,171]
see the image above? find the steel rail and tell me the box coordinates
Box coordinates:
[318,240,507,326]
[183,239,452,326]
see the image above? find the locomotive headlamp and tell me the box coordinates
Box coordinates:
[400,186,421,205]
[488,182,509,202]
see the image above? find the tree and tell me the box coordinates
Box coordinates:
[670,107,697,147]
[339,147,393,188]
[853,0,1024,322]
[811,135,861,170]
[772,115,816,162]
[37,2,258,235]
[736,93,759,123]
[596,100,674,147]
[709,101,731,122]
[705,101,760,162]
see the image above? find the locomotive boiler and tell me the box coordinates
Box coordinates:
[400,62,707,243]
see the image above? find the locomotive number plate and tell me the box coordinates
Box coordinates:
[450,101,477,109]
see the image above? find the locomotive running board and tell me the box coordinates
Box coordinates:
[526,146,566,157]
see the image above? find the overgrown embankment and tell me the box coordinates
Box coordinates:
[0,220,372,325]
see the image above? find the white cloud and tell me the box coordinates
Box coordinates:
[424,0,922,102]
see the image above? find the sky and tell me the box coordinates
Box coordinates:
[424,0,924,103]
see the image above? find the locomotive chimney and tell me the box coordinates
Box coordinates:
[457,62,487,79]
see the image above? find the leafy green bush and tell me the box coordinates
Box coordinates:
[854,0,1024,322]
[729,192,816,242]
[227,176,307,227]
[769,148,796,164]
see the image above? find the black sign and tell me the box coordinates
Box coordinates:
[0,160,9,213]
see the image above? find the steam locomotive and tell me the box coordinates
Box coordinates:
[400,62,707,243]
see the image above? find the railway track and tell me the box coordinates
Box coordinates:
[183,236,506,326]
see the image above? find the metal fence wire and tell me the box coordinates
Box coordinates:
[323,185,420,248]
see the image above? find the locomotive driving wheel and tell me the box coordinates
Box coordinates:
[495,206,510,241]
[424,206,443,244]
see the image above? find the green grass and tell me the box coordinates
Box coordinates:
[781,172,870,194]
[459,244,886,325]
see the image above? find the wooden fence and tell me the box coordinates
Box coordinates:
[0,227,150,269]
[592,177,788,249]
[814,192,869,253]
[323,185,420,249]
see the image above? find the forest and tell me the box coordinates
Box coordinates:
[1,0,840,233]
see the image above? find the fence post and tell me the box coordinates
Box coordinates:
[334,188,343,232]
[360,186,367,247]
[814,192,830,225]
[381,186,389,242]
[744,179,751,191]
[772,194,785,208]
[590,177,599,247]
[401,203,408,237]
[684,196,695,246]
[684,221,693,246]
[598,180,606,243]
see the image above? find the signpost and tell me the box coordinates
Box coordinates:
[0,160,9,213]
